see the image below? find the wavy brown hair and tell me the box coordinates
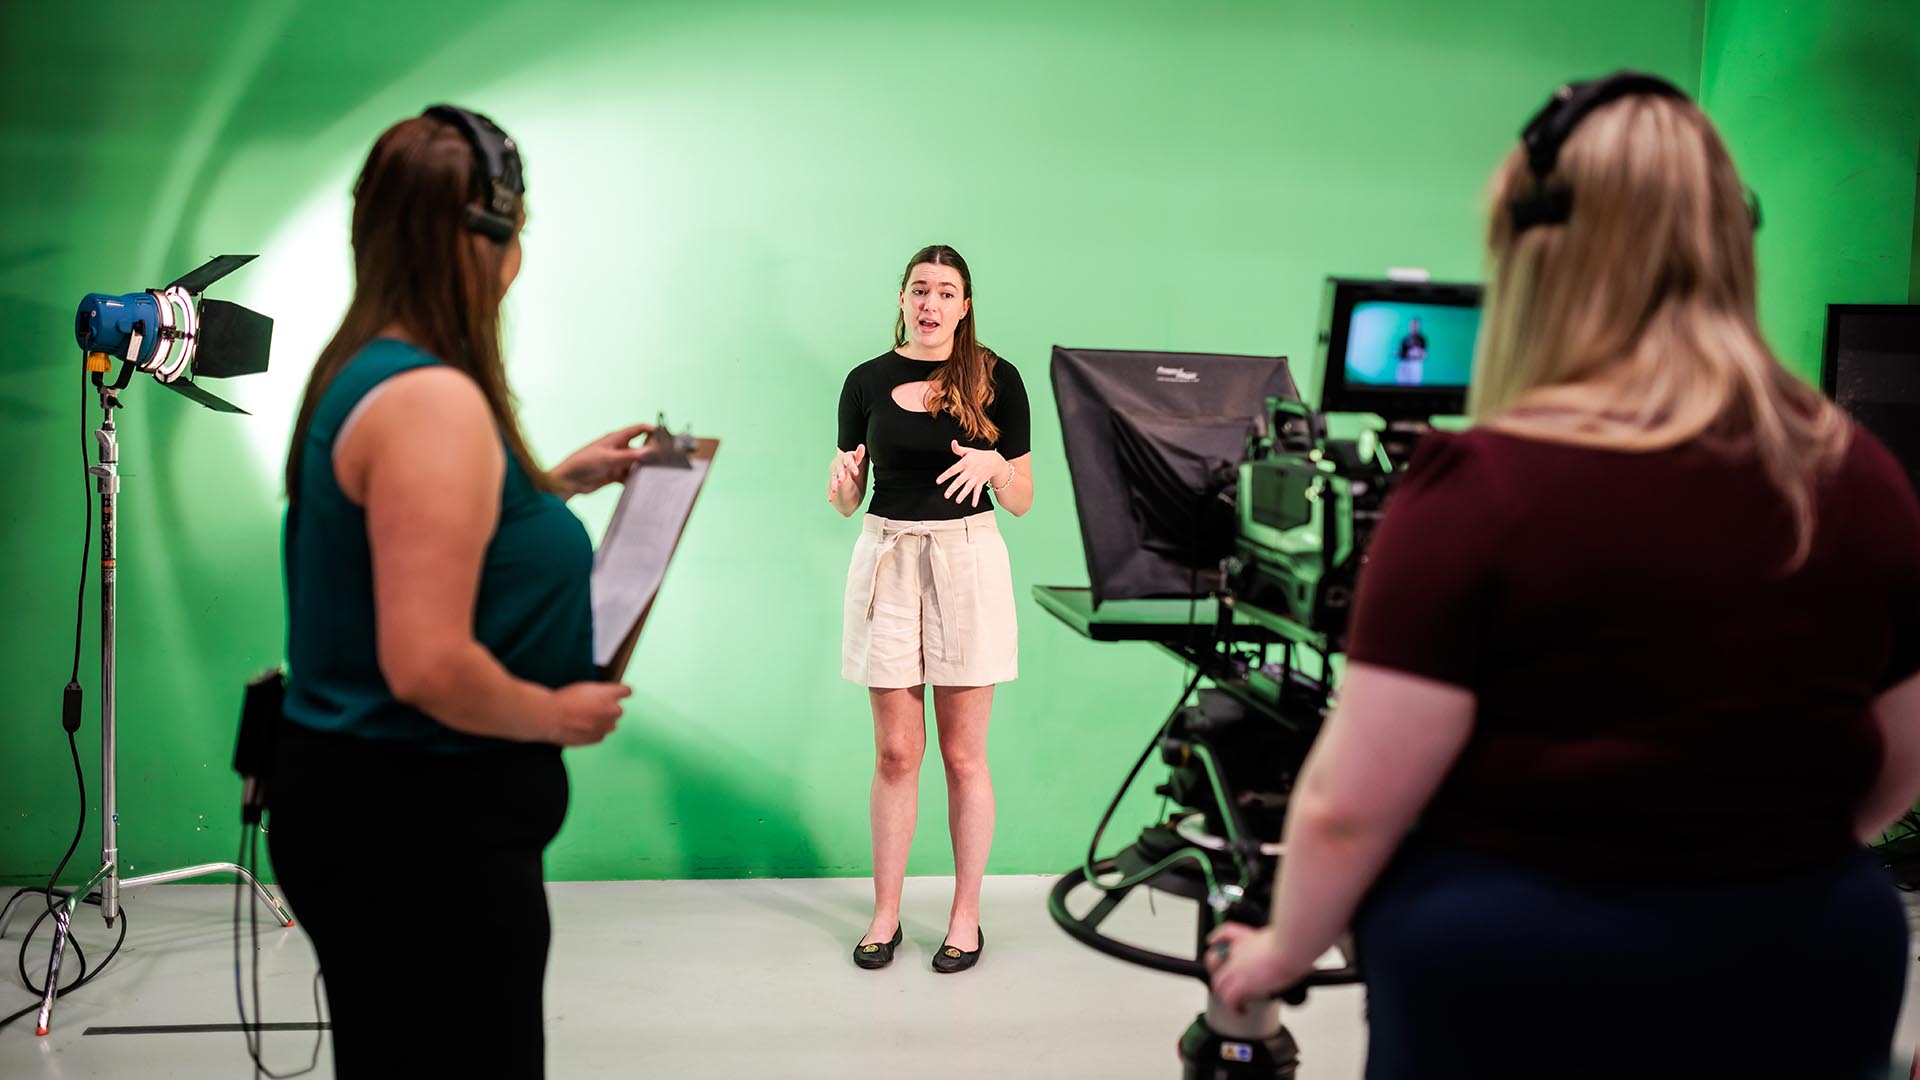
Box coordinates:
[285,112,553,498]
[1470,93,1849,566]
[893,244,1000,443]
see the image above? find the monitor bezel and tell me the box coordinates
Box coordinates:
[1315,277,1482,420]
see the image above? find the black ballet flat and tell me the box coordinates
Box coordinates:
[932,928,984,974]
[853,925,903,970]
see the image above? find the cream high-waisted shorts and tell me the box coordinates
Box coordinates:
[842,511,1018,688]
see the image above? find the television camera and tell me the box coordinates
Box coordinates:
[1040,276,1481,1078]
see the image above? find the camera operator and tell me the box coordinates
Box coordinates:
[271,107,652,1078]
[1207,75,1920,1078]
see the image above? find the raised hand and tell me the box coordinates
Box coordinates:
[829,444,867,503]
[936,440,1007,508]
[553,423,658,496]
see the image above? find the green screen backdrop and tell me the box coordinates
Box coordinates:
[2,1,1912,885]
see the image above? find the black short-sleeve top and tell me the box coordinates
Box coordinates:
[837,350,1031,521]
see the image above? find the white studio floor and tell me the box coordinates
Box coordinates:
[2,874,1918,1079]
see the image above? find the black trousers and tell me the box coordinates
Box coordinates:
[266,722,569,1079]
[1354,841,1908,1080]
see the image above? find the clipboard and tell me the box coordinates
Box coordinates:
[589,436,719,679]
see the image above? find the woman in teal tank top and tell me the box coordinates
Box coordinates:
[269,106,654,1080]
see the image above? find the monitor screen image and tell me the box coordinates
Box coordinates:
[1341,300,1479,389]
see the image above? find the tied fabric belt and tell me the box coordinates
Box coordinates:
[862,514,990,667]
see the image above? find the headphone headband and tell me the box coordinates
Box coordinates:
[422,104,524,242]
[1510,70,1705,233]
[1520,72,1687,186]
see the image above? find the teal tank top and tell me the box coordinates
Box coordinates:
[283,340,595,751]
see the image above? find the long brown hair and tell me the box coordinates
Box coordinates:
[1470,93,1849,566]
[284,112,553,498]
[893,244,1000,442]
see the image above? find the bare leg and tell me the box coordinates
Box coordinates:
[865,685,926,946]
[933,683,995,951]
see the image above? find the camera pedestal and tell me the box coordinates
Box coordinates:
[1037,586,1359,1079]
[1180,1000,1300,1080]
[1051,850,1347,1080]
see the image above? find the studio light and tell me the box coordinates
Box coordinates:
[73,253,273,412]
[1,252,290,1038]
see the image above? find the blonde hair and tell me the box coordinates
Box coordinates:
[1470,92,1849,566]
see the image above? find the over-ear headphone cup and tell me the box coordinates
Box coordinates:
[1509,188,1574,231]
[1508,71,1758,236]
[464,206,516,243]
[423,103,524,241]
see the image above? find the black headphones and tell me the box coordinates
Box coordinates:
[422,104,524,242]
[1509,70,1760,233]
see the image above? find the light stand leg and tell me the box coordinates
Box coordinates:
[32,906,70,1037]
[122,856,293,926]
[14,852,293,1038]
[28,860,111,1037]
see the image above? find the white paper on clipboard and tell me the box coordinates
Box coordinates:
[590,457,709,668]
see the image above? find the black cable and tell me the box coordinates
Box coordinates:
[0,892,128,1033]
[1149,565,1209,916]
[1184,565,1201,681]
[29,365,103,978]
[1087,555,1253,907]
[1085,664,1208,879]
[249,828,265,1076]
[0,363,128,1033]
[40,728,87,922]
[12,893,113,992]
[72,360,90,685]
[250,830,262,1079]
[46,362,92,901]
[64,357,91,696]
[3,725,102,1030]
[232,828,323,1078]
[234,830,253,1065]
[0,1000,36,1031]
[14,892,86,994]
[3,736,93,1029]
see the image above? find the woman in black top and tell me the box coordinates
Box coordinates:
[829,245,1032,972]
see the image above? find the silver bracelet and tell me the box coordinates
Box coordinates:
[990,460,1016,492]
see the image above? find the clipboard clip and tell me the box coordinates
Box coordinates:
[646,411,699,469]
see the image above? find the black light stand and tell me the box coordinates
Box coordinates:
[0,257,287,1036]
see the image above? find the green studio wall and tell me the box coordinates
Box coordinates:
[1912,160,1920,306]
[1701,0,1920,380]
[4,0,1800,886]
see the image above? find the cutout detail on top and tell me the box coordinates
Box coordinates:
[890,380,933,414]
